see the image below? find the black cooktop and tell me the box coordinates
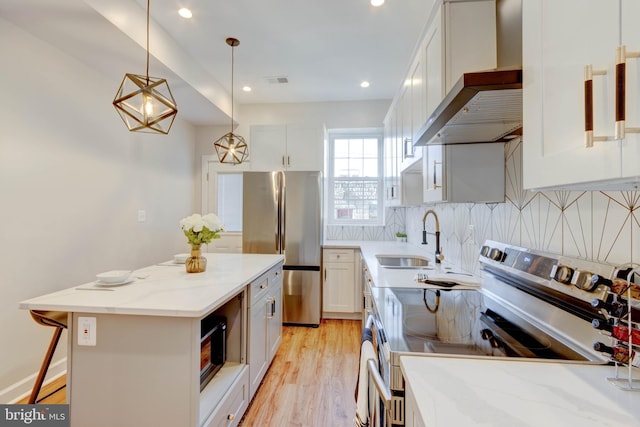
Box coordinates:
[371,286,590,361]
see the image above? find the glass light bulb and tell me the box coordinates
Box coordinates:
[144,95,154,116]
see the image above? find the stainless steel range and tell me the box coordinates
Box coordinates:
[367,240,638,427]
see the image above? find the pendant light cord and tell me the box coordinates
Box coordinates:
[230,43,234,130]
[146,0,150,85]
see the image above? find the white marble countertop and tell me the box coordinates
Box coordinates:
[324,240,472,288]
[19,253,284,317]
[401,355,640,427]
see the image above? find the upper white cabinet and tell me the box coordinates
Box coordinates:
[423,143,505,203]
[250,124,323,172]
[523,0,640,189]
[429,0,497,102]
[384,108,402,206]
[384,0,498,205]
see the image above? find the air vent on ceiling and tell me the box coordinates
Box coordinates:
[265,76,289,84]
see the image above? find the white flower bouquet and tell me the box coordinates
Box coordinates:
[180,213,224,246]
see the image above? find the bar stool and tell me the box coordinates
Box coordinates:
[28,310,67,404]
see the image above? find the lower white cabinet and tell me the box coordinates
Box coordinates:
[404,377,427,427]
[202,368,249,427]
[248,263,283,398]
[323,249,361,317]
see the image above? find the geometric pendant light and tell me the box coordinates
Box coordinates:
[214,38,249,164]
[113,0,178,134]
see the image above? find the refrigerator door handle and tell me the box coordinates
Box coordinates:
[281,184,286,253]
[276,172,283,253]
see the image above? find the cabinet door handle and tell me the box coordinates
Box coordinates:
[267,297,276,318]
[282,155,285,166]
[433,160,442,189]
[227,413,235,421]
[583,64,608,147]
[287,155,291,166]
[615,45,640,140]
[324,268,327,281]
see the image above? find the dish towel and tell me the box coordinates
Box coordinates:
[355,339,377,427]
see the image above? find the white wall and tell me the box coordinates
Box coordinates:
[0,18,198,401]
[196,101,391,236]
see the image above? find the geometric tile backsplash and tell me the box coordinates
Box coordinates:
[327,138,640,274]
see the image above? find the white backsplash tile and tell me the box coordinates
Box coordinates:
[326,138,640,272]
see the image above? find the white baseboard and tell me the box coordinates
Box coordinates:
[322,312,362,320]
[1,358,67,404]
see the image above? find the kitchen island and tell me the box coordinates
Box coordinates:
[401,355,640,427]
[20,253,284,427]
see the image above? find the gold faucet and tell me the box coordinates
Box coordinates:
[422,210,444,264]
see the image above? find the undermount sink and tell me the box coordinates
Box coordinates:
[376,255,430,269]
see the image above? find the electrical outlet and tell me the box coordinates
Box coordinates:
[137,210,146,222]
[78,317,96,346]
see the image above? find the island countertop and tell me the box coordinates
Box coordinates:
[401,355,640,427]
[19,253,284,317]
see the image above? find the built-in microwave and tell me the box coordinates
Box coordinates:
[200,314,226,390]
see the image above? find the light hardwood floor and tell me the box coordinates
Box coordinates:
[17,319,361,427]
[240,319,360,427]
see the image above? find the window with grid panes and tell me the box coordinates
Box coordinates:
[327,130,383,225]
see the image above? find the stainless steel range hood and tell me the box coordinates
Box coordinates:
[414,0,522,146]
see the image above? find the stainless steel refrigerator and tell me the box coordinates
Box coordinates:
[242,171,322,326]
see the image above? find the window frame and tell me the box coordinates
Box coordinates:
[326,129,384,226]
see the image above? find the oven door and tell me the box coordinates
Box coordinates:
[366,314,393,427]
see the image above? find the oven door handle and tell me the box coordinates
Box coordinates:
[480,312,537,358]
[365,314,375,330]
[367,359,392,422]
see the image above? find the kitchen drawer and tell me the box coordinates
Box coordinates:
[268,263,282,285]
[249,273,270,307]
[323,249,355,263]
[249,263,283,307]
[203,368,248,427]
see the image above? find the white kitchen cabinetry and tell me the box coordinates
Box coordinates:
[250,124,323,172]
[384,0,497,204]
[423,143,505,203]
[424,1,497,112]
[322,248,361,318]
[384,109,401,206]
[247,264,283,399]
[523,0,640,189]
[404,376,427,427]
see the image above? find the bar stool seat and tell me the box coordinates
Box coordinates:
[28,310,68,404]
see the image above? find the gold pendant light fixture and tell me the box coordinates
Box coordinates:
[113,0,178,134]
[214,38,249,165]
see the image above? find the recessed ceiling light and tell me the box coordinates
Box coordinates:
[242,86,252,92]
[371,0,385,7]
[360,81,370,88]
[178,8,193,19]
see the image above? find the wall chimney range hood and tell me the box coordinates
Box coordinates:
[414,68,522,146]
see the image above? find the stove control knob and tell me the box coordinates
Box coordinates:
[480,245,491,257]
[489,248,504,262]
[480,329,494,341]
[488,336,502,349]
[572,270,598,291]
[553,265,575,285]
[591,274,613,288]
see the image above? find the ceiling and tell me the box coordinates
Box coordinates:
[1,0,429,125]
